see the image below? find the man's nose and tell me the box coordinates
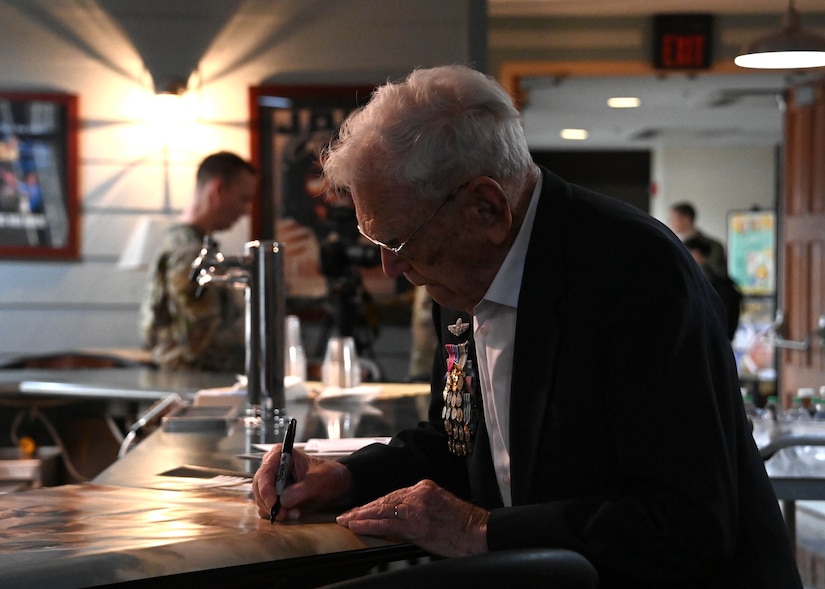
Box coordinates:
[381,249,409,278]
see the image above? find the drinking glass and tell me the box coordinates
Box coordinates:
[321,336,360,389]
[284,315,307,381]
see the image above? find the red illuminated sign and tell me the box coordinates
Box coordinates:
[653,14,713,70]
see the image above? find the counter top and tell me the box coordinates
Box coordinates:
[0,367,822,584]
[0,482,416,589]
[0,377,432,588]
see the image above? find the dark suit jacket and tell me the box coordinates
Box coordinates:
[342,167,800,588]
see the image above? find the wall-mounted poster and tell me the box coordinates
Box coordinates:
[727,209,775,296]
[0,92,78,259]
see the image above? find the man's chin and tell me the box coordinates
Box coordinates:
[425,286,468,313]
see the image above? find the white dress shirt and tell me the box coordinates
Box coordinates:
[472,174,542,506]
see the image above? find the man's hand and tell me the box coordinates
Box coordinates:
[335,479,489,557]
[252,446,352,521]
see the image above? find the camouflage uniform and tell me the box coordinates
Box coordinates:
[408,285,437,382]
[140,224,246,373]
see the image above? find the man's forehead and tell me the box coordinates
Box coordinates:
[350,184,412,230]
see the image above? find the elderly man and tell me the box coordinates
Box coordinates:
[140,151,256,372]
[252,66,800,588]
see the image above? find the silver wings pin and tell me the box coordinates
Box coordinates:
[447,318,469,336]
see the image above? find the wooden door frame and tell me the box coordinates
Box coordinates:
[778,80,825,400]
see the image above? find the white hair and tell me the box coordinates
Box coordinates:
[322,65,533,202]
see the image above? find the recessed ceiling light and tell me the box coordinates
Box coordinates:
[607,96,641,108]
[560,128,589,140]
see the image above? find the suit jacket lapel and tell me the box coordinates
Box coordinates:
[508,168,568,505]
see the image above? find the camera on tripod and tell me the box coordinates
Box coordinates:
[314,206,383,380]
[319,206,381,280]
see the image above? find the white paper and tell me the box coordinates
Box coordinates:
[317,385,382,402]
[252,437,390,455]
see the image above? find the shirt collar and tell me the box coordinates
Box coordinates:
[477,173,543,309]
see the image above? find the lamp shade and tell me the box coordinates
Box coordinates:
[735,3,825,69]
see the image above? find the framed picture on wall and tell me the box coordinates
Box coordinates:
[727,209,775,296]
[0,92,79,259]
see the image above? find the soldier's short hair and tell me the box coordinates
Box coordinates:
[196,151,256,189]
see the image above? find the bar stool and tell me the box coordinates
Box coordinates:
[326,548,598,588]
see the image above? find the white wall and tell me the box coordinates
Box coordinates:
[0,0,479,363]
[650,145,778,246]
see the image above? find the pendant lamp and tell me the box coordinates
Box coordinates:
[735,0,825,69]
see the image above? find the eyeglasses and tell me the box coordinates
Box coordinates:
[357,181,469,258]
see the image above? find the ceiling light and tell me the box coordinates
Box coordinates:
[735,0,825,69]
[156,79,187,97]
[560,128,589,141]
[607,97,641,108]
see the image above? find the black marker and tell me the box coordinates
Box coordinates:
[270,418,297,523]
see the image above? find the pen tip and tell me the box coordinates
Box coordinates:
[270,498,280,524]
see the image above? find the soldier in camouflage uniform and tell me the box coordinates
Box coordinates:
[140,152,256,372]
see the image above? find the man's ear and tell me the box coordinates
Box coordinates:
[205,178,224,204]
[468,178,512,245]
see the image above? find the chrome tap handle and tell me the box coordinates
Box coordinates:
[189,235,221,298]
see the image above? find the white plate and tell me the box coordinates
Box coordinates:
[316,385,382,403]
[194,376,310,403]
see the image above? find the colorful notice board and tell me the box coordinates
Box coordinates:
[727,210,775,295]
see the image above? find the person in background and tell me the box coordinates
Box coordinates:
[667,201,728,277]
[140,151,256,372]
[685,236,743,341]
[252,65,801,588]
[407,285,437,382]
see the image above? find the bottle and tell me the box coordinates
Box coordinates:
[815,387,825,421]
[785,395,812,424]
[762,395,783,422]
[744,393,771,448]
[797,387,816,418]
[284,315,307,381]
[794,387,825,467]
[742,392,761,424]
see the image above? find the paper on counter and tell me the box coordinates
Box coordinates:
[252,437,390,457]
[304,437,390,453]
[316,384,382,402]
[146,475,252,492]
[151,465,253,492]
[194,375,309,405]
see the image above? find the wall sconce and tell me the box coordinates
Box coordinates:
[150,79,187,127]
[735,0,825,69]
[157,79,187,96]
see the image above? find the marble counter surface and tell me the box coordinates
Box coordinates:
[0,375,431,587]
[0,483,406,588]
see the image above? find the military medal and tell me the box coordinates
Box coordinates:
[442,341,479,456]
[448,318,470,336]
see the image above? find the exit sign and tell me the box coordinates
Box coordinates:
[653,14,713,70]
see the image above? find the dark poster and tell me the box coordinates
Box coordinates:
[0,93,78,259]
